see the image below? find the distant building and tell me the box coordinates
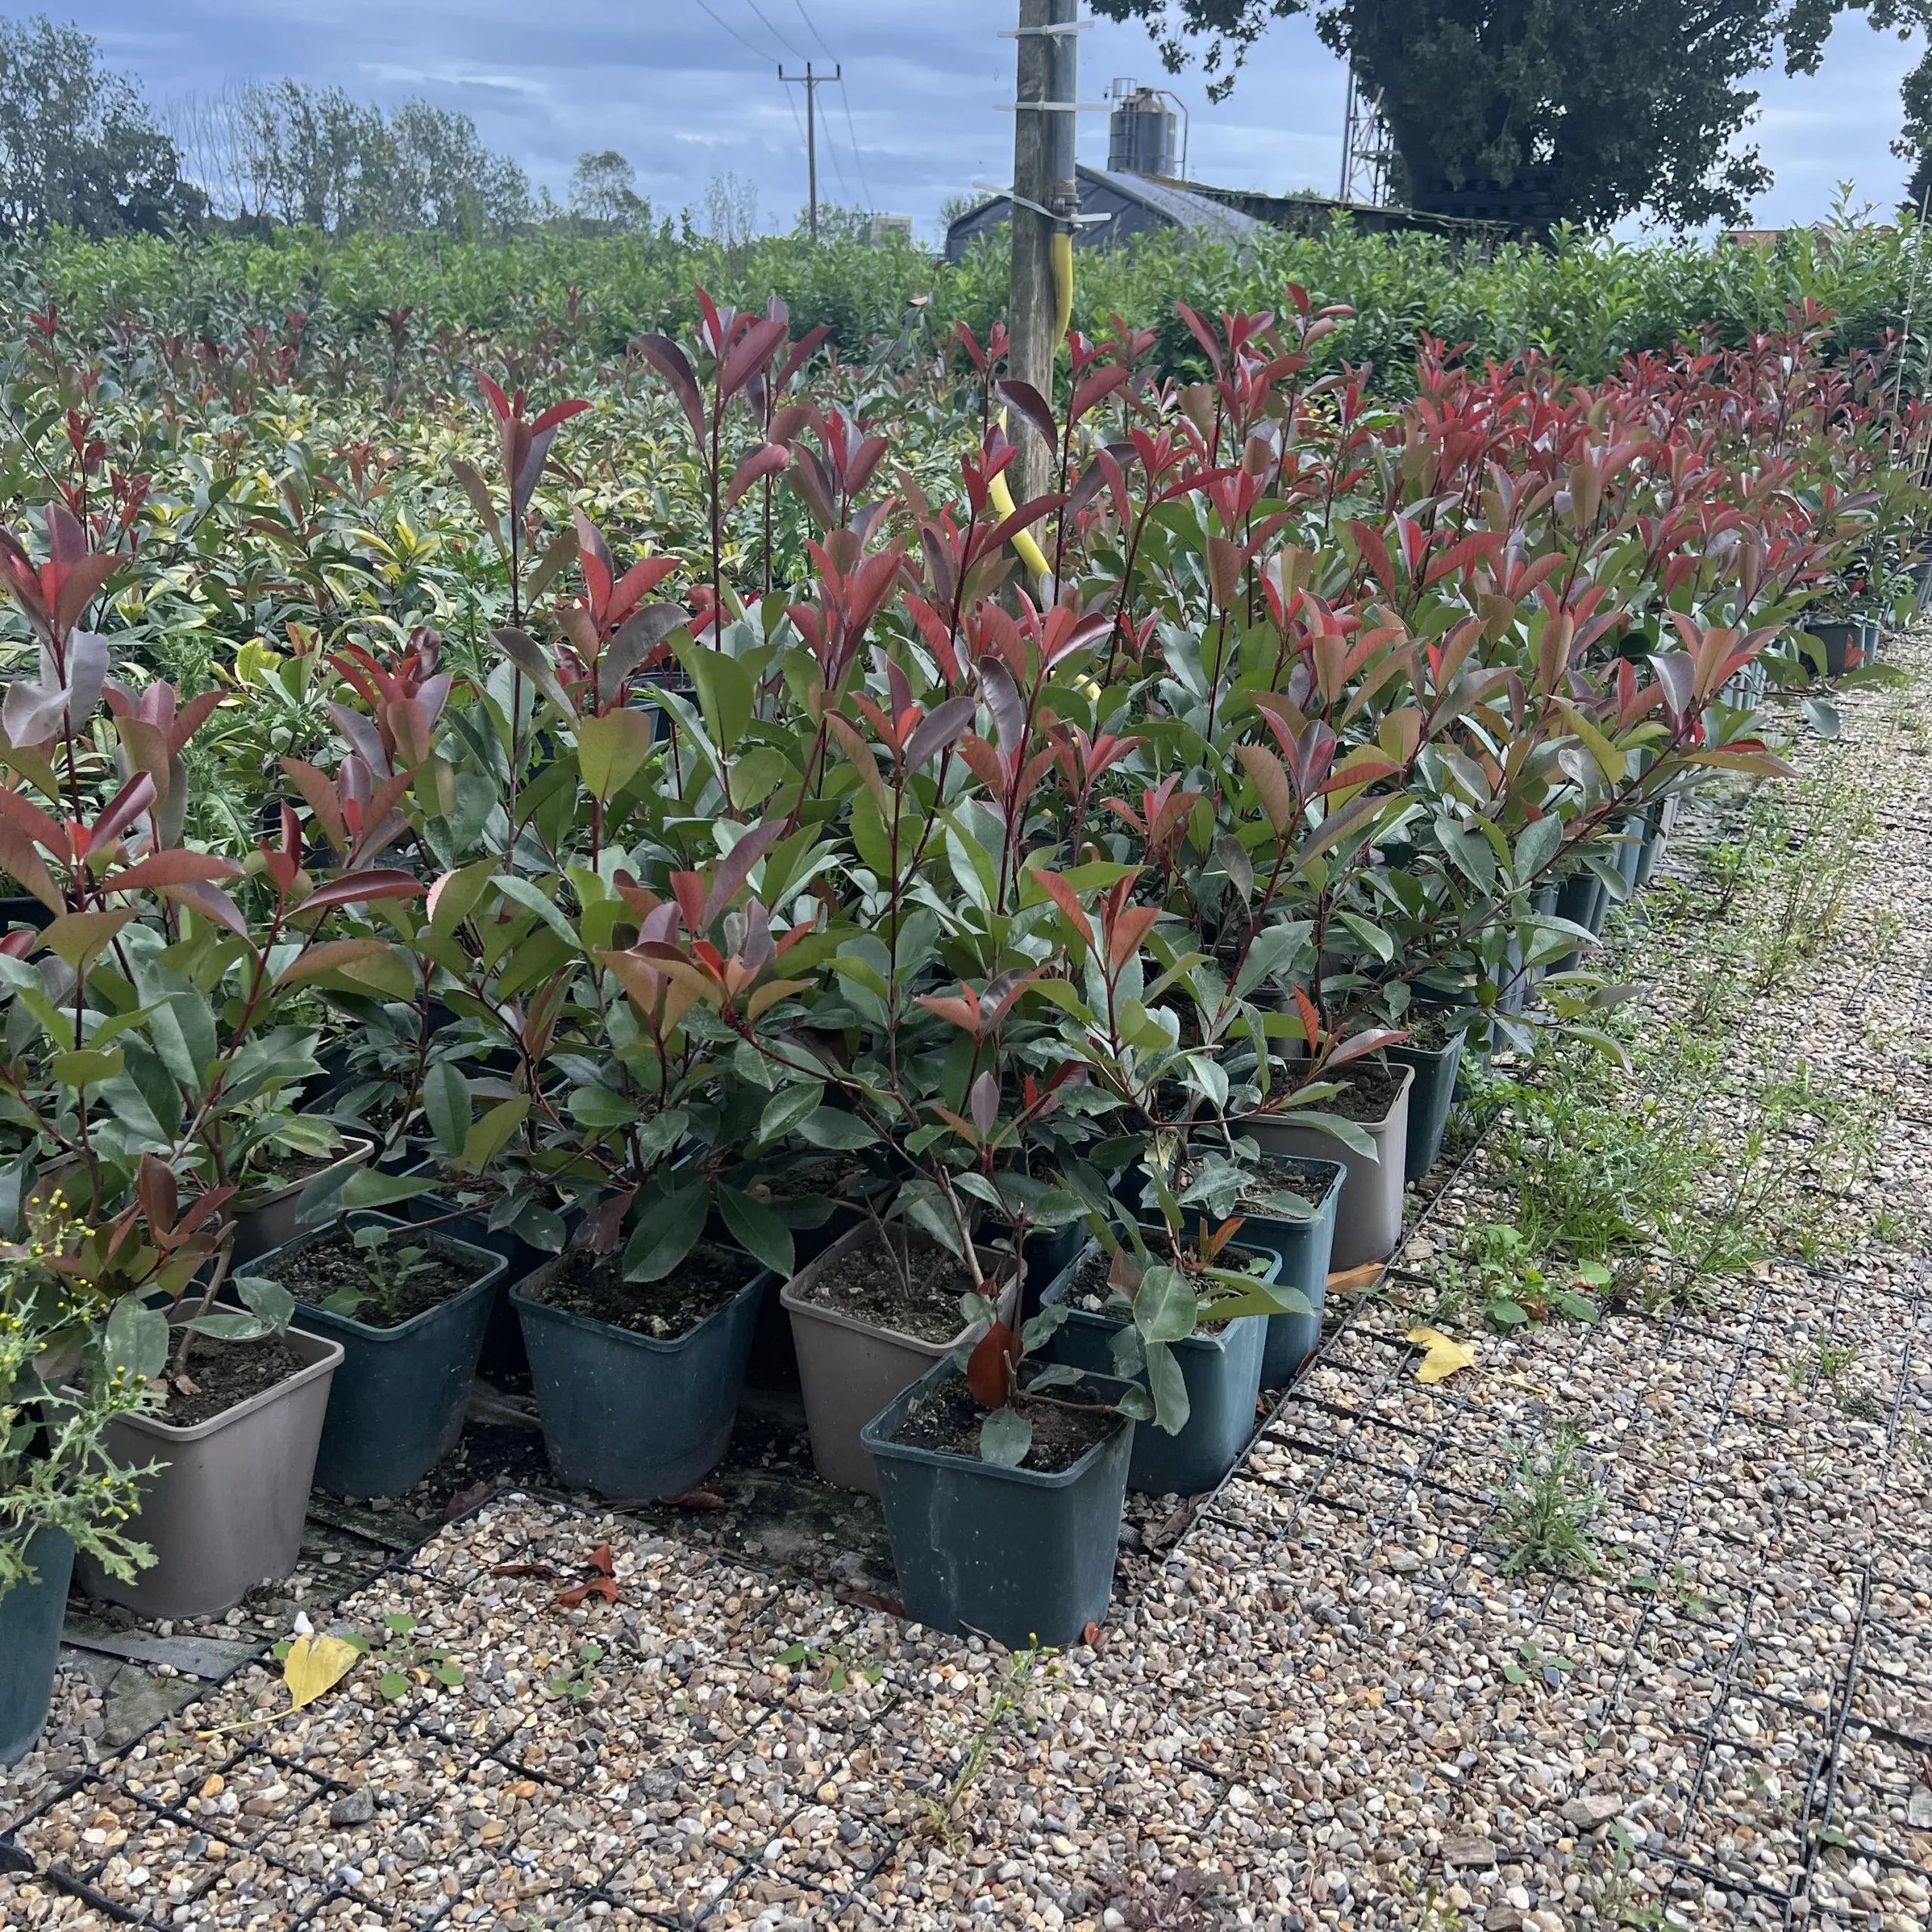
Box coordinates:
[865,214,914,247]
[943,81,1502,265]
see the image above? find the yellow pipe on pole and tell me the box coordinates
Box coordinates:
[986,229,1075,590]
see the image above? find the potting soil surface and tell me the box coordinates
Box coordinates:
[528,1239,756,1340]
[794,1229,979,1342]
[890,1373,1120,1474]
[154,1334,309,1429]
[10,650,1932,1929]
[281,1232,484,1328]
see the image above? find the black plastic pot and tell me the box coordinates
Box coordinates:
[861,1358,1134,1650]
[0,1528,72,1766]
[1550,869,1609,975]
[279,1214,507,1498]
[1213,1158,1345,1385]
[1040,1244,1277,1497]
[513,1251,768,1497]
[1807,620,1861,678]
[1386,1032,1466,1183]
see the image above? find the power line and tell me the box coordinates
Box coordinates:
[835,75,872,210]
[791,0,835,57]
[743,0,808,60]
[788,0,872,211]
[691,0,774,63]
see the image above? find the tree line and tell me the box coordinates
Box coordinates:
[0,14,663,242]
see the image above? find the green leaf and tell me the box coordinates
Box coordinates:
[1132,1264,1199,1344]
[337,1170,435,1211]
[103,1294,168,1384]
[49,1048,123,1087]
[978,1406,1032,1468]
[717,1184,795,1278]
[621,1180,708,1282]
[756,1082,826,1148]
[494,875,581,951]
[1144,1339,1192,1435]
[1513,812,1564,884]
[462,1097,529,1172]
[423,1060,469,1158]
[795,1106,877,1151]
[569,1084,638,1130]
[380,1669,408,1700]
[576,709,656,801]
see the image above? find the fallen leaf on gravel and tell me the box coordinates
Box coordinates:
[1405,1325,1478,1383]
[443,1480,490,1522]
[1081,1620,1108,1651]
[553,1542,620,1607]
[665,1486,726,1509]
[490,1562,560,1580]
[1327,1263,1384,1295]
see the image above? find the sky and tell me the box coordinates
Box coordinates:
[60,0,1932,242]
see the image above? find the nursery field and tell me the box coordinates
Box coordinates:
[0,222,1925,1929]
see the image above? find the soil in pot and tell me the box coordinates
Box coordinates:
[278,1229,485,1327]
[524,1241,752,1343]
[1318,1061,1407,1121]
[237,1144,355,1208]
[889,1373,1117,1474]
[791,1227,980,1342]
[158,1334,308,1428]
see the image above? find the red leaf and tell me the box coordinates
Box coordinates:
[297,869,425,914]
[967,1321,1019,1407]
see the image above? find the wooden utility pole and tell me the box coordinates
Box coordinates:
[780,60,840,244]
[1007,0,1078,504]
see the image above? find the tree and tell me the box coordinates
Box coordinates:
[0,15,200,236]
[570,149,648,229]
[1088,0,1857,229]
[702,170,759,248]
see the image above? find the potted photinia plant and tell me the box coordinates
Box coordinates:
[0,1208,161,1764]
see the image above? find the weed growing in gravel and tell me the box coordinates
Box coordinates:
[919,1644,1060,1847]
[1425,1221,1607,1332]
[1577,1818,1666,1927]
[1749,757,1875,995]
[1497,1426,1604,1577]
[1786,1332,1860,1391]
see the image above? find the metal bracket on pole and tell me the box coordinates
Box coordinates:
[973,181,1109,226]
[998,101,1109,112]
[998,19,1091,33]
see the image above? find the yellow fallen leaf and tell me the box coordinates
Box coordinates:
[1405,1325,1478,1384]
[284,1633,361,1711]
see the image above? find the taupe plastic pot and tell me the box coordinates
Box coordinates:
[232,1137,375,1266]
[77,1325,342,1620]
[780,1223,1016,1496]
[1244,1061,1414,1272]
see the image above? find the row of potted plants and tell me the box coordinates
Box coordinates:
[0,289,1920,1746]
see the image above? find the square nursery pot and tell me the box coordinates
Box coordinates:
[1550,869,1609,974]
[78,1326,343,1620]
[512,1249,769,1500]
[1244,1061,1414,1274]
[1039,1241,1277,1498]
[861,1358,1134,1651]
[1387,1032,1467,1183]
[1807,620,1861,678]
[0,1527,74,1766]
[278,1214,509,1499]
[780,1223,1017,1497]
[1217,1156,1346,1385]
[231,1136,376,1266]
[1634,795,1678,891]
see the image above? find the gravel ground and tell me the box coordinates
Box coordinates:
[6,645,1932,1930]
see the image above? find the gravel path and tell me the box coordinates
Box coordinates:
[6,646,1932,1931]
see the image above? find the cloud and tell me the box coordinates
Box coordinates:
[78,0,1929,238]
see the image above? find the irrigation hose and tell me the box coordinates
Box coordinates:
[986,228,1076,591]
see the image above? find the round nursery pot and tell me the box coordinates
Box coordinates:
[78,1327,343,1620]
[1911,555,1932,613]
[780,1223,1017,1497]
[512,1245,769,1500]
[279,1215,509,1499]
[1219,1156,1346,1386]
[1551,869,1609,975]
[862,1358,1134,1651]
[1040,1241,1278,1498]
[0,1528,74,1766]
[1245,1060,1414,1273]
[231,1137,376,1266]
[1386,1032,1466,1183]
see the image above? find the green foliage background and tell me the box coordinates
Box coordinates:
[16,214,1930,389]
